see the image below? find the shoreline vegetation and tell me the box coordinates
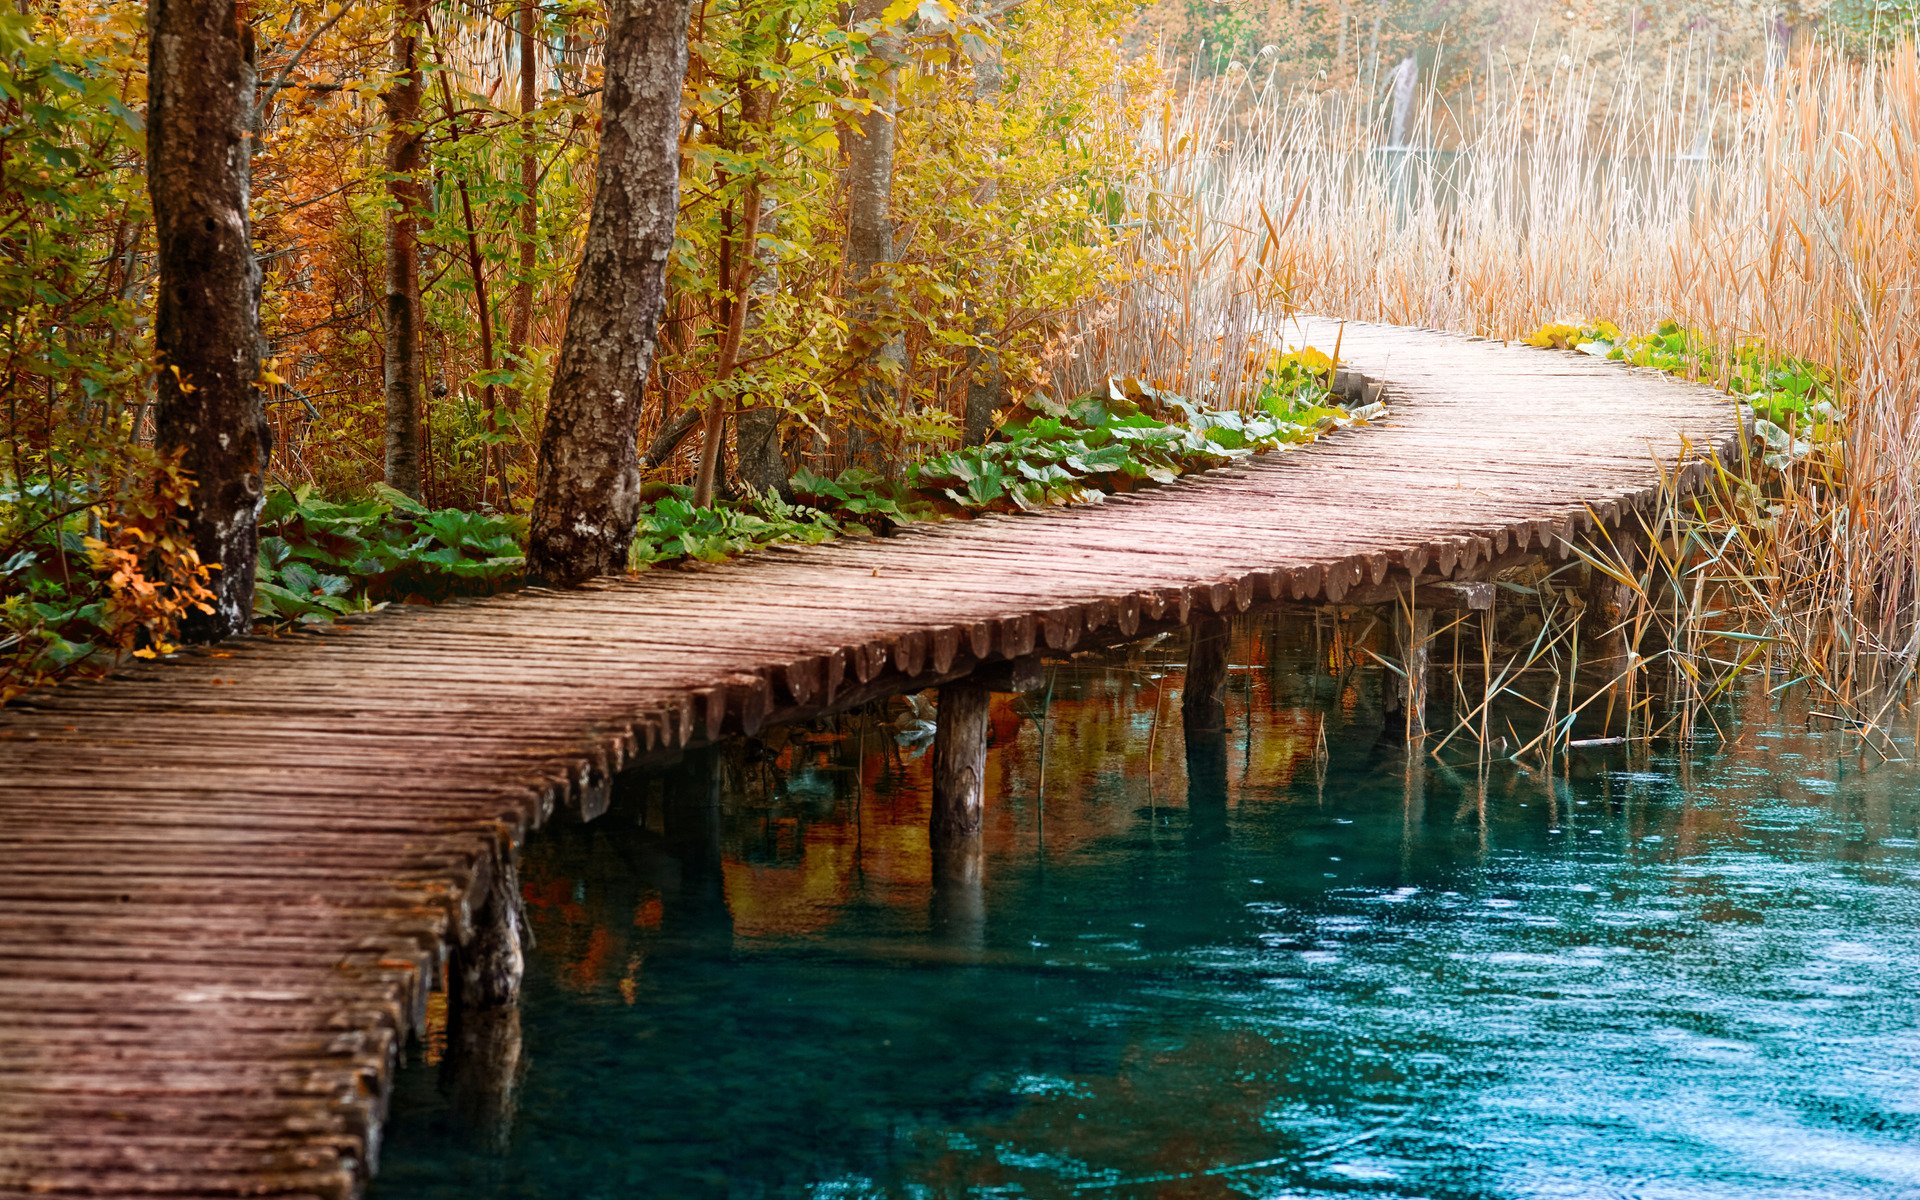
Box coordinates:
[7,0,1920,742]
[1156,34,1920,745]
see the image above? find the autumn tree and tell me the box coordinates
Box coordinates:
[839,0,906,468]
[383,0,427,497]
[961,19,1004,446]
[148,0,270,639]
[508,0,541,369]
[527,0,694,583]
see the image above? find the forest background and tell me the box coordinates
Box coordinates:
[3,0,1914,698]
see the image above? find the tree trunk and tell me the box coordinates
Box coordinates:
[695,83,775,506]
[501,0,540,502]
[962,31,1004,448]
[509,0,540,364]
[691,163,764,509]
[732,190,787,497]
[527,0,693,584]
[383,0,427,498]
[148,0,268,642]
[840,0,905,468]
[425,22,502,507]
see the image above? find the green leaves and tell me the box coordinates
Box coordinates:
[252,486,526,626]
[1523,319,1841,472]
[630,489,842,567]
[628,357,1355,568]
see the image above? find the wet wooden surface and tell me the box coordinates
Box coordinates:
[0,322,1737,1197]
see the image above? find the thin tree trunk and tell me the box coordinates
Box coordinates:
[732,188,786,496]
[691,171,762,509]
[509,0,539,364]
[1387,53,1417,147]
[527,0,693,584]
[425,23,503,506]
[383,0,427,498]
[962,31,1003,448]
[499,0,540,503]
[693,82,774,508]
[149,0,268,641]
[455,174,500,505]
[841,0,904,469]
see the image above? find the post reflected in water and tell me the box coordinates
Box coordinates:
[1399,740,1427,875]
[930,837,985,951]
[662,745,734,941]
[1183,617,1232,848]
[442,1004,524,1154]
[442,841,528,1152]
[1185,725,1229,849]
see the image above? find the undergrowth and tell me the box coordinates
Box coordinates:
[3,353,1361,692]
[1,458,213,701]
[633,349,1360,565]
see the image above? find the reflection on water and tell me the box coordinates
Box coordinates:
[374,618,1920,1199]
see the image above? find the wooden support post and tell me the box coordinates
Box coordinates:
[451,843,525,1013]
[1181,616,1231,736]
[931,679,992,849]
[1394,603,1434,737]
[1582,528,1646,662]
[931,679,990,946]
[444,841,528,1148]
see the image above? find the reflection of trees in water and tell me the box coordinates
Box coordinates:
[519,613,1378,995]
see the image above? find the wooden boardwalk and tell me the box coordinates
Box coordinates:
[0,321,1736,1197]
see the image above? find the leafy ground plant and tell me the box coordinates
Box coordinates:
[788,350,1363,532]
[1,459,215,701]
[253,485,526,625]
[1523,320,1838,470]
[625,350,1363,567]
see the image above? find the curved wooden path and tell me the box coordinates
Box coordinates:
[0,321,1736,1197]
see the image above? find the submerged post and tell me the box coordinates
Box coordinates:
[931,679,992,852]
[1582,527,1648,663]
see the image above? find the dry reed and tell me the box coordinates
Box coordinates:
[1092,39,1920,729]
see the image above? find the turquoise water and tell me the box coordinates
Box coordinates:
[374,621,1920,1199]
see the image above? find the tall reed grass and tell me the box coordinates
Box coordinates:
[1091,40,1920,721]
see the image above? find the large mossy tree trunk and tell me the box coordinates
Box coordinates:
[382,0,427,499]
[148,0,268,642]
[527,0,692,584]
